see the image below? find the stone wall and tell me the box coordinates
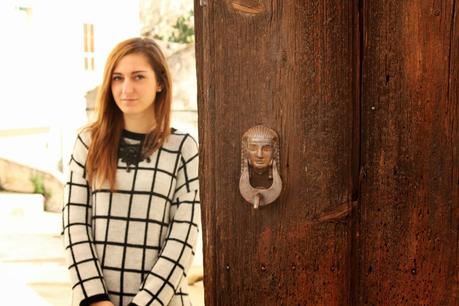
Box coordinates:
[0,158,64,212]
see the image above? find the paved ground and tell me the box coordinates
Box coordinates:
[0,193,204,306]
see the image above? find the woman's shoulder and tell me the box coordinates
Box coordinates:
[68,126,92,169]
[74,126,92,150]
[164,128,198,154]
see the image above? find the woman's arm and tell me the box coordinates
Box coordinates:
[130,135,200,306]
[63,133,111,305]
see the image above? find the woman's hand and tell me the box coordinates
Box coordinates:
[90,301,114,306]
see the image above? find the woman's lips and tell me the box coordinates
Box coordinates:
[121,98,138,105]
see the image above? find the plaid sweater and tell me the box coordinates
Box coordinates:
[63,129,200,306]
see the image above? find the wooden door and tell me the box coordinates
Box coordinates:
[194,1,458,305]
[357,1,458,305]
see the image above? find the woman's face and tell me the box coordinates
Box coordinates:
[111,52,161,119]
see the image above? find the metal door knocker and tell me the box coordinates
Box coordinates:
[239,125,282,209]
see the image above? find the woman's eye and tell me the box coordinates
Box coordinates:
[135,75,145,80]
[112,75,122,81]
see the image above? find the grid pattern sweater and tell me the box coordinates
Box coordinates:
[62,129,200,306]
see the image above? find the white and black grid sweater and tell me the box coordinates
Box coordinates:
[62,129,200,306]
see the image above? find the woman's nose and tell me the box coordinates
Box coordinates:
[122,79,134,93]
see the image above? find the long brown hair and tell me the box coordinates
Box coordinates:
[85,37,173,190]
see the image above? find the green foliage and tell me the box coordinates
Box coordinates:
[169,10,195,44]
[152,10,194,44]
[30,175,50,198]
[153,33,164,41]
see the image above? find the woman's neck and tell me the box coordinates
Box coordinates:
[123,113,156,134]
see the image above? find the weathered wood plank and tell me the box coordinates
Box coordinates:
[359,1,459,305]
[195,1,359,304]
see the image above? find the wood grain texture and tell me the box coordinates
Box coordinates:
[195,0,359,305]
[359,1,459,305]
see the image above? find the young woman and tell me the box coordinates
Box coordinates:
[63,37,200,306]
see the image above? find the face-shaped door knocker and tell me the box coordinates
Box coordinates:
[239,125,282,209]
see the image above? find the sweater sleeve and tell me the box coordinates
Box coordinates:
[62,133,110,305]
[131,135,200,306]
